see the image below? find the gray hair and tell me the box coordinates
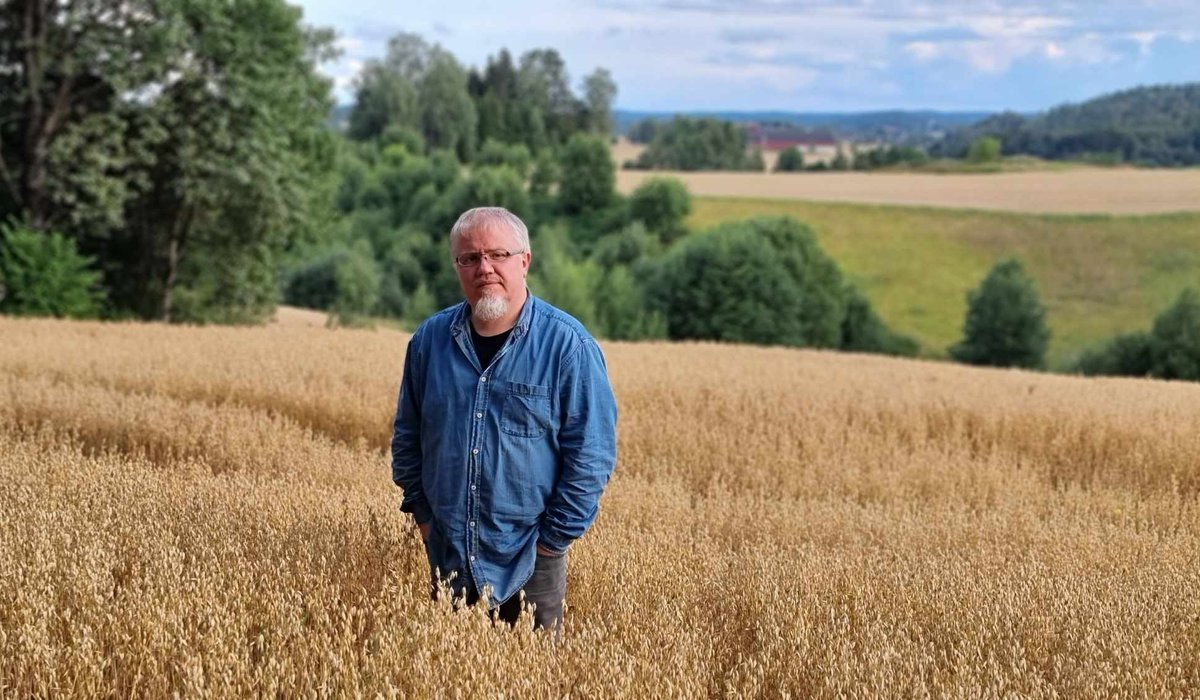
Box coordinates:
[449,207,530,252]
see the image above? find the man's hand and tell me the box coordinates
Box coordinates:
[418,520,431,542]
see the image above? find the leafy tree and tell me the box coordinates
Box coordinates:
[830,147,851,170]
[1148,288,1200,380]
[527,224,599,328]
[775,146,805,172]
[632,117,762,171]
[967,136,1002,164]
[582,68,617,136]
[650,216,846,347]
[590,222,661,269]
[626,118,659,144]
[949,258,1050,368]
[284,244,380,321]
[1075,332,1157,377]
[840,286,919,356]
[348,65,419,141]
[557,134,615,215]
[0,223,104,318]
[595,265,666,340]
[628,177,691,244]
[476,140,533,179]
[418,50,477,161]
[1076,288,1200,381]
[1,0,337,322]
[517,49,581,145]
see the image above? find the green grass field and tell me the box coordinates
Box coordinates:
[689,197,1200,369]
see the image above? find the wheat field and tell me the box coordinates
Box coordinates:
[2,316,1198,697]
[611,139,1200,215]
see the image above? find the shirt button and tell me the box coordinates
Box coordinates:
[472,448,479,455]
[470,556,476,561]
[469,521,476,528]
[480,376,487,382]
[471,485,477,491]
[476,412,482,419]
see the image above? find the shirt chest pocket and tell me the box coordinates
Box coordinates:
[501,381,552,438]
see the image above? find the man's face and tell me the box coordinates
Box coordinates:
[452,222,531,312]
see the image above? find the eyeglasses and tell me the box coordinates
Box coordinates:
[453,249,525,268]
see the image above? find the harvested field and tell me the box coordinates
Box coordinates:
[618,167,1200,214]
[3,316,1199,696]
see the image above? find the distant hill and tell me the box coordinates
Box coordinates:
[615,110,992,144]
[933,83,1200,166]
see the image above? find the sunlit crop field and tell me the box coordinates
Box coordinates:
[2,316,1198,697]
[613,138,1200,215]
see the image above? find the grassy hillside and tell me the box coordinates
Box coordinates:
[690,198,1200,369]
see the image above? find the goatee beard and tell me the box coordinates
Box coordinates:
[473,293,508,322]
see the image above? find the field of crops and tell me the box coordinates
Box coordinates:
[3,316,1198,696]
[613,139,1200,215]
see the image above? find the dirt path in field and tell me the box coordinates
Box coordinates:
[616,167,1200,214]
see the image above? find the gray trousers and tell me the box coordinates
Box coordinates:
[431,551,568,633]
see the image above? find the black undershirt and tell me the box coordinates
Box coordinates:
[471,325,513,370]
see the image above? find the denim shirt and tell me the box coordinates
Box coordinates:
[391,293,618,608]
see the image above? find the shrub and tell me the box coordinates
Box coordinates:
[0,223,104,318]
[628,177,691,244]
[949,258,1050,369]
[284,245,381,324]
[476,140,533,179]
[1075,332,1157,377]
[1148,288,1200,380]
[650,216,846,347]
[841,286,920,357]
[967,136,1002,164]
[557,134,615,215]
[774,146,804,172]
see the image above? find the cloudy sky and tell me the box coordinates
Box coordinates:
[294,0,1200,112]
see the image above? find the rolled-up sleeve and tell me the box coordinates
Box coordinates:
[539,339,618,554]
[392,338,432,525]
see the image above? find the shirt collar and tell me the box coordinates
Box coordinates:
[450,289,535,339]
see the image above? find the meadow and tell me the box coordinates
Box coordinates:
[686,198,1200,369]
[2,316,1198,697]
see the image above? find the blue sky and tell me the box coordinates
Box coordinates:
[294,0,1200,112]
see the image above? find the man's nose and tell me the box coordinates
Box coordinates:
[477,256,496,274]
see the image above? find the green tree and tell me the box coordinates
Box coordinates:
[967,136,1003,163]
[650,216,846,347]
[590,222,661,269]
[1,0,337,322]
[1075,332,1156,377]
[595,265,666,340]
[348,65,419,141]
[418,50,477,161]
[775,146,805,172]
[527,225,599,328]
[830,146,851,170]
[628,177,691,244]
[582,68,617,137]
[950,258,1050,368]
[840,286,919,356]
[557,134,614,215]
[476,140,533,179]
[1148,288,1200,380]
[0,223,104,318]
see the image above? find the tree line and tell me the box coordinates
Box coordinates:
[933,83,1200,166]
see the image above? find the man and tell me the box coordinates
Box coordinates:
[391,206,618,634]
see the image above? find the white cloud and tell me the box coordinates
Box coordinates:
[904,40,939,61]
